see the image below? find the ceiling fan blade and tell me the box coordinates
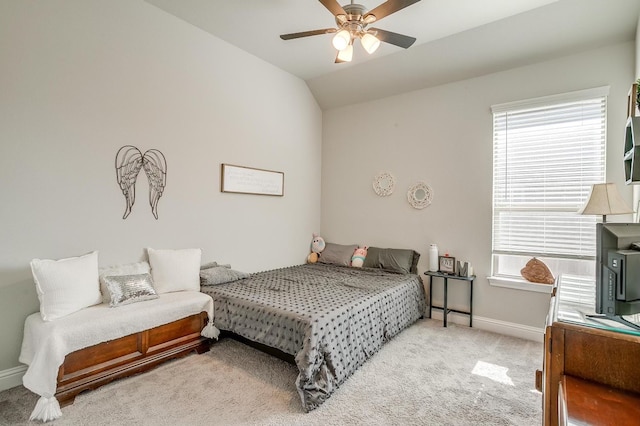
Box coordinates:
[364,0,421,23]
[318,0,347,17]
[280,28,337,40]
[370,28,416,49]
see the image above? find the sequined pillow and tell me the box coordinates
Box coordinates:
[99,261,151,304]
[103,273,158,307]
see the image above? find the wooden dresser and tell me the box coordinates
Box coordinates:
[538,275,640,425]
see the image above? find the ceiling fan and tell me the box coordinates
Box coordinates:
[280,0,421,63]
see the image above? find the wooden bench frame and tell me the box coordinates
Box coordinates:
[55,311,210,406]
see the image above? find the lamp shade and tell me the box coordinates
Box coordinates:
[336,44,353,62]
[332,29,351,51]
[360,33,380,54]
[577,183,633,222]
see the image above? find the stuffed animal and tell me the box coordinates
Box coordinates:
[351,246,368,268]
[307,233,325,263]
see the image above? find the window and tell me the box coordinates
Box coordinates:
[491,87,608,286]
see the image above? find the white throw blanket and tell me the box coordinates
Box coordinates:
[19,291,219,422]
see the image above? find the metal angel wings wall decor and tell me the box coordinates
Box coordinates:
[115,145,167,219]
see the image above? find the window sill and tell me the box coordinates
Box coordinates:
[488,276,554,294]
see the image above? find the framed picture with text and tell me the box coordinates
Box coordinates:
[220,163,284,196]
[438,256,456,274]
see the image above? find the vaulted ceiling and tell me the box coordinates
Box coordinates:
[146,0,640,109]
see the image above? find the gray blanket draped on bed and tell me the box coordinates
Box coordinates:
[201,263,426,411]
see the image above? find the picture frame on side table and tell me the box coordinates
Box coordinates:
[438,256,456,274]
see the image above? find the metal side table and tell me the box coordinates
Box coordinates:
[424,271,475,327]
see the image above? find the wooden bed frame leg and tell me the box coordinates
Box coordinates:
[57,394,76,408]
[195,340,211,354]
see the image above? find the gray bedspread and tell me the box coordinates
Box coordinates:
[200,263,426,411]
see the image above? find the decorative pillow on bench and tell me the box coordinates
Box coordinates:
[102,273,158,307]
[99,261,151,304]
[147,248,202,293]
[30,251,102,321]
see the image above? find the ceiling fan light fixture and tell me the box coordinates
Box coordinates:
[363,14,377,25]
[332,29,351,51]
[361,33,380,54]
[336,44,353,62]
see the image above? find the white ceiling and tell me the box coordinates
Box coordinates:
[145,0,640,110]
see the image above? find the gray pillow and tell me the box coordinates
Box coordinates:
[103,273,159,307]
[200,266,249,286]
[363,247,419,274]
[318,243,358,266]
[410,251,421,274]
[200,261,231,270]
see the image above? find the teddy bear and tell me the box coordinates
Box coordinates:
[351,246,368,268]
[307,233,325,263]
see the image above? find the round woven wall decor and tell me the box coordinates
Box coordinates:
[373,172,395,197]
[407,182,433,209]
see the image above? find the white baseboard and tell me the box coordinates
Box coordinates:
[428,310,544,342]
[0,365,26,392]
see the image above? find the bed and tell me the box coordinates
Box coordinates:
[200,261,426,411]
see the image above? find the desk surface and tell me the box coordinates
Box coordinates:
[555,274,640,337]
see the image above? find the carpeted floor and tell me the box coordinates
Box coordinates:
[0,319,543,425]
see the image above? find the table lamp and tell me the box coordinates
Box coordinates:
[577,183,633,223]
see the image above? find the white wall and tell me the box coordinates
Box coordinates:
[321,41,634,329]
[0,0,321,373]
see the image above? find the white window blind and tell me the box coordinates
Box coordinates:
[558,274,596,308]
[491,87,607,279]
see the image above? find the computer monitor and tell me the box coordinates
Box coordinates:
[596,223,640,328]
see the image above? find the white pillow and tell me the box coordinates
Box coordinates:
[147,248,201,293]
[99,261,151,304]
[30,251,101,321]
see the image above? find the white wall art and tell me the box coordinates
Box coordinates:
[407,181,433,209]
[372,172,395,197]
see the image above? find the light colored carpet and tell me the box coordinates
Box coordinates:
[0,319,542,425]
